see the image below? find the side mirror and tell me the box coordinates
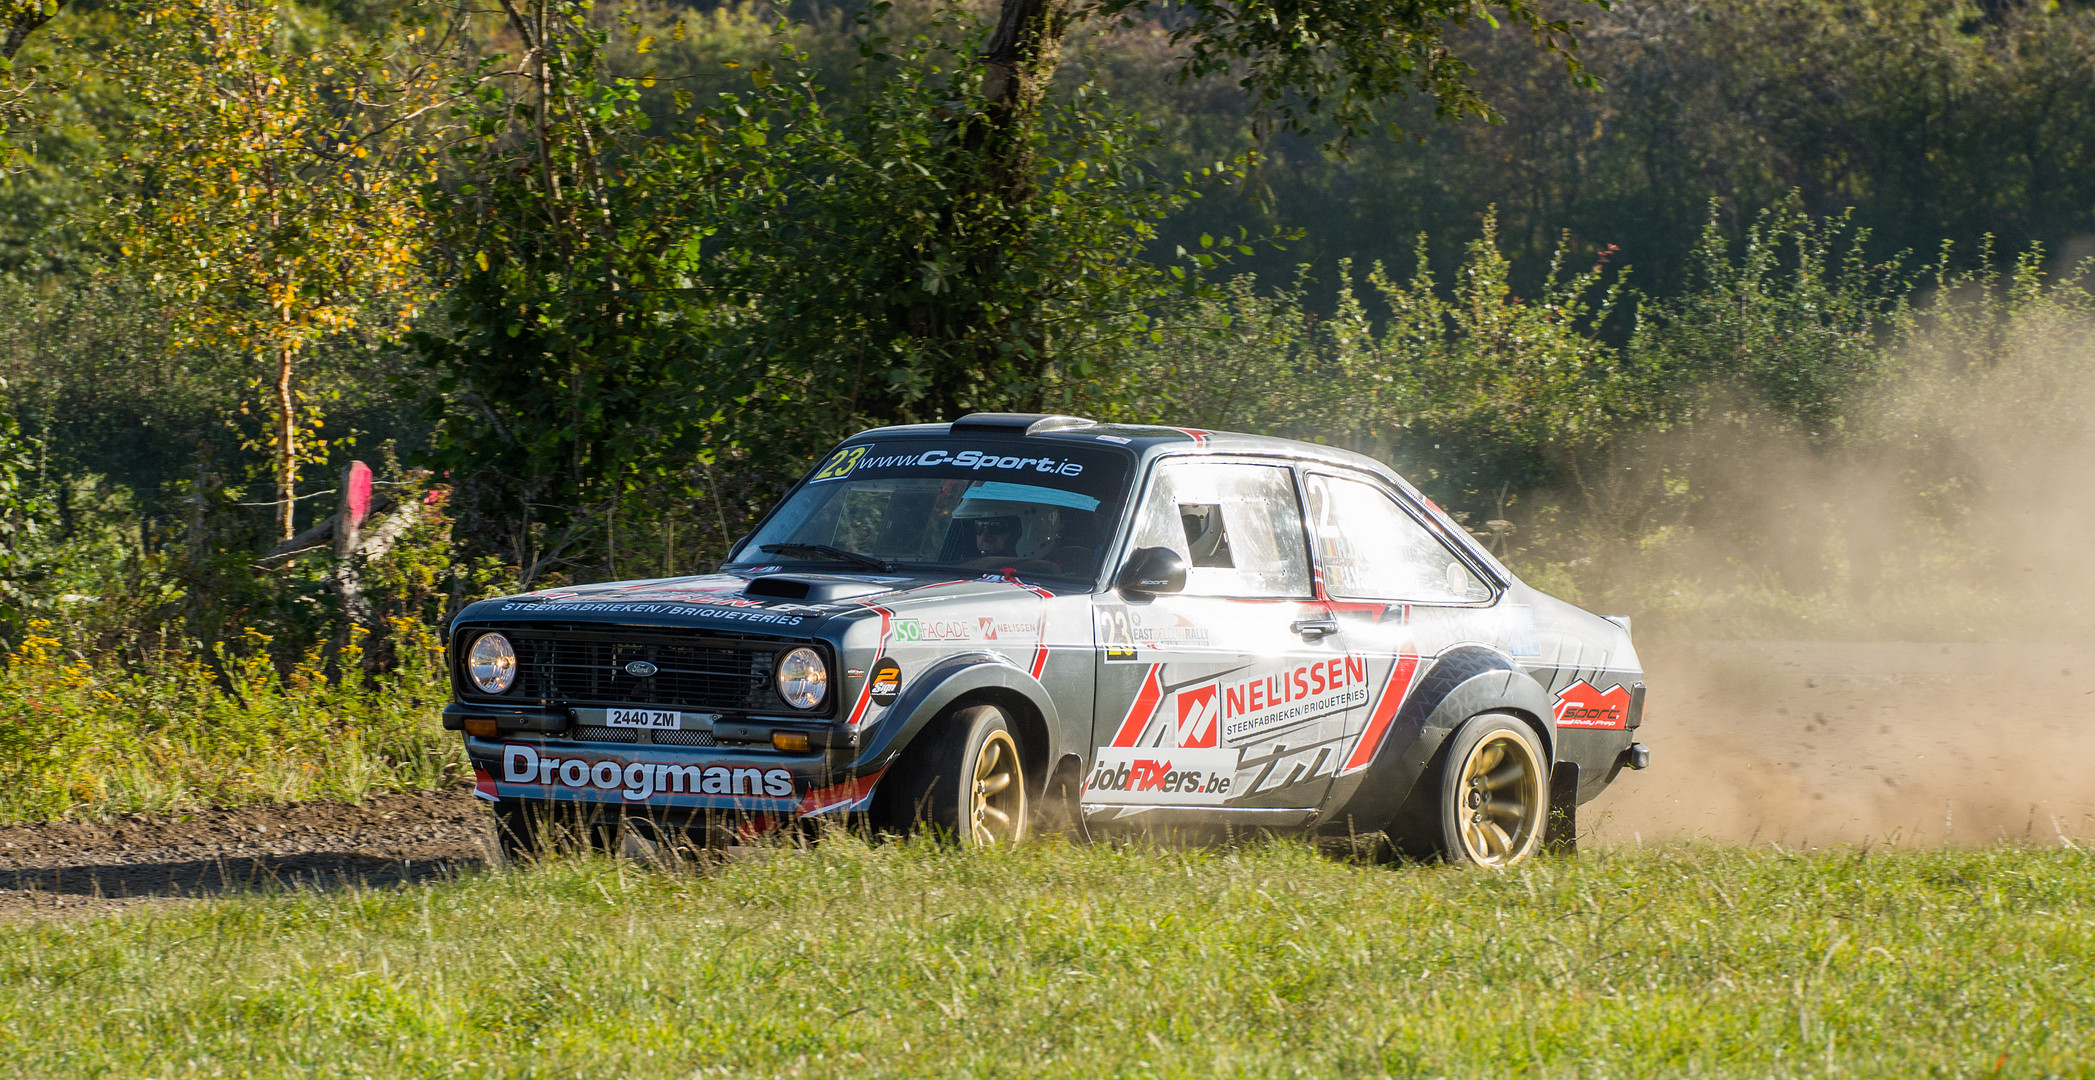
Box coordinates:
[1115,546,1187,597]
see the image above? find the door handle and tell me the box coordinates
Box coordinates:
[1290,618,1339,640]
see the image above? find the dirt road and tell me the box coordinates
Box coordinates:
[6,638,2088,918]
[1590,640,2095,847]
[0,788,491,920]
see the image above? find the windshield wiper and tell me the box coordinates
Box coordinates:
[758,543,894,572]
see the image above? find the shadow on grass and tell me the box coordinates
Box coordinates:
[0,849,489,902]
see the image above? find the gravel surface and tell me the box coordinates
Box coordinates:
[0,786,495,920]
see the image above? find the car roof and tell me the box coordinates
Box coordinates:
[847,414,1405,482]
[841,413,1520,586]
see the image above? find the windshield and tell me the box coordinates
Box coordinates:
[730,438,1135,584]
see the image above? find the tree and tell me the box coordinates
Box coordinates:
[415,4,791,583]
[868,0,1599,411]
[99,0,441,541]
[414,0,1607,575]
[1,1,63,60]
[1,0,70,156]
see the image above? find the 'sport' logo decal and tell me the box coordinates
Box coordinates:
[1554,679,1632,730]
[868,658,902,706]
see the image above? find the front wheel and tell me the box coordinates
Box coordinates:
[874,704,1029,845]
[490,800,546,862]
[1404,713,1549,867]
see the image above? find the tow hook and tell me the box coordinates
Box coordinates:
[1622,742,1651,771]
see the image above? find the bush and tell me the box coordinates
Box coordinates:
[0,618,464,824]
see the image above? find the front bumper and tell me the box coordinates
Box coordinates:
[465,735,882,819]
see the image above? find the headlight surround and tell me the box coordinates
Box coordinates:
[774,646,828,710]
[466,632,518,695]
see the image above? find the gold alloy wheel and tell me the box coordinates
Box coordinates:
[968,729,1027,845]
[1454,730,1545,867]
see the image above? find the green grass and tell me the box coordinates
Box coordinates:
[3,839,2091,1078]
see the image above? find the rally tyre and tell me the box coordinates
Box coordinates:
[875,704,1029,845]
[1414,713,1549,868]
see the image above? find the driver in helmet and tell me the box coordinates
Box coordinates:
[970,515,1022,561]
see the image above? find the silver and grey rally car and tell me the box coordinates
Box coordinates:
[446,413,1650,866]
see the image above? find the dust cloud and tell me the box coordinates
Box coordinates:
[1576,307,2095,847]
[1589,640,2095,847]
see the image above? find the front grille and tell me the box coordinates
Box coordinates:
[458,625,821,716]
[570,725,640,743]
[566,726,721,747]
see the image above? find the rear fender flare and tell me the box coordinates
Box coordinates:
[849,651,1061,777]
[1329,646,1555,830]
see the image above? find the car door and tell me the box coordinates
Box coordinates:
[1085,458,1366,822]
[1299,470,1505,814]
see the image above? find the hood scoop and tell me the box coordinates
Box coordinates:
[743,574,894,604]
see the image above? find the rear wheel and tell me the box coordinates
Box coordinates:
[874,704,1029,845]
[1398,713,1549,867]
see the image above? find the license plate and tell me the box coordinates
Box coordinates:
[607,708,680,730]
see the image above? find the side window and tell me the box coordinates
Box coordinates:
[1128,462,1311,598]
[1305,474,1491,603]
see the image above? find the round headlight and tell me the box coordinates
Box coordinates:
[774,646,828,710]
[467,632,517,694]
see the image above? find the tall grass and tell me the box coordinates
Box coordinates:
[0,618,463,823]
[2,839,2090,1077]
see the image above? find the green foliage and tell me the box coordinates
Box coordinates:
[156,469,513,669]
[413,5,769,581]
[1154,0,2095,305]
[97,0,440,539]
[0,619,463,822]
[2,840,2092,1074]
[1096,0,1597,144]
[1096,206,1637,503]
[1633,207,1910,437]
[722,7,1222,427]
[416,2,1239,581]
[0,412,51,636]
[0,1,71,164]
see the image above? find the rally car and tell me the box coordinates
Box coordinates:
[445,413,1650,866]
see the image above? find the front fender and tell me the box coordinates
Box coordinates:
[1322,646,1556,830]
[848,651,1063,772]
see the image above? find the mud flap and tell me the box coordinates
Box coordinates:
[1036,755,1086,839]
[1546,761,1580,855]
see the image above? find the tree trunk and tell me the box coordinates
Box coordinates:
[910,0,1073,421]
[979,0,1075,164]
[2,2,69,61]
[275,337,296,541]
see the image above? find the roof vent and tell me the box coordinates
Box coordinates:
[948,413,1097,436]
